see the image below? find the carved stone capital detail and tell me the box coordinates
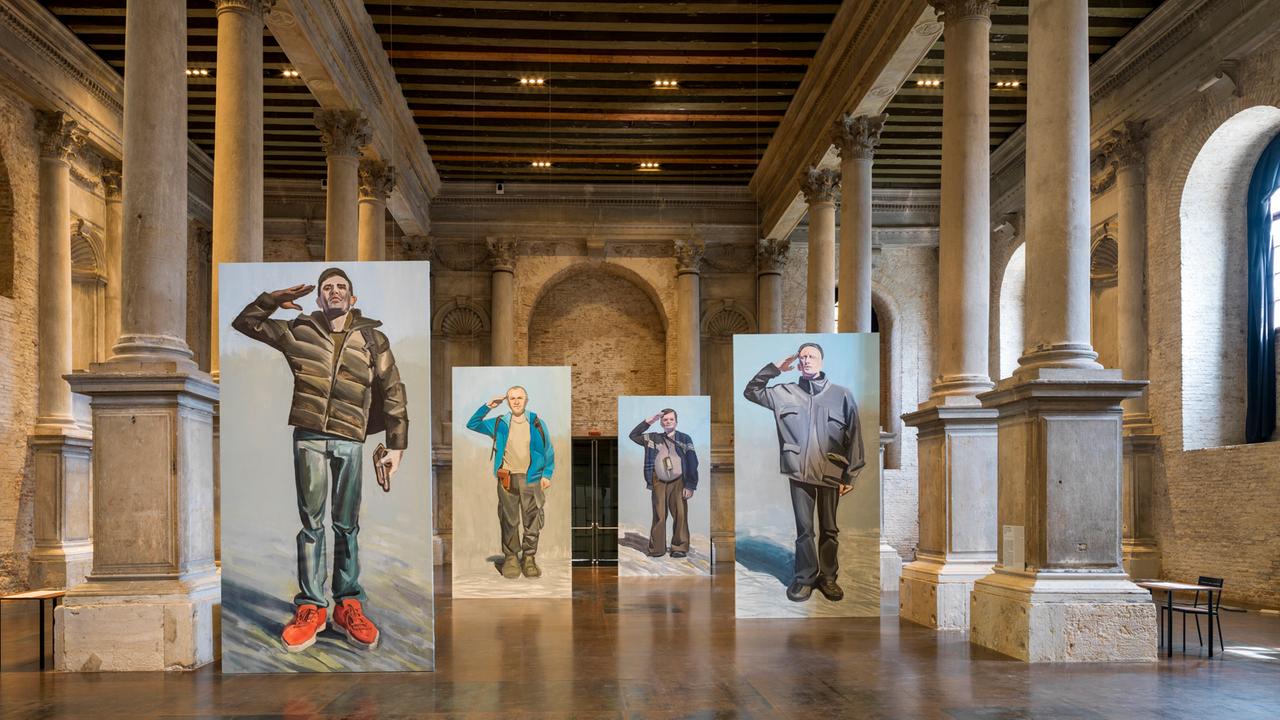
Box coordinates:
[832,113,888,160]
[401,234,434,259]
[799,166,840,205]
[486,237,517,272]
[928,0,998,23]
[1100,120,1148,171]
[100,160,122,200]
[35,111,87,162]
[314,109,371,157]
[757,237,791,274]
[214,0,275,18]
[358,159,397,201]
[674,238,705,275]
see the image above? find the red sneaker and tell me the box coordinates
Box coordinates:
[281,604,326,653]
[333,599,380,650]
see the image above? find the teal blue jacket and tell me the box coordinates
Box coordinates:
[466,404,555,484]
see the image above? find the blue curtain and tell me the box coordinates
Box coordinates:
[1245,133,1280,443]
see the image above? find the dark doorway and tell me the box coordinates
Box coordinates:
[571,437,618,564]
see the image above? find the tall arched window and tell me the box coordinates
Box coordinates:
[1246,132,1280,443]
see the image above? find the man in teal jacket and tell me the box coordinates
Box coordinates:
[466,386,556,579]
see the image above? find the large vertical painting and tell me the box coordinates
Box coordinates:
[219,261,434,672]
[617,396,712,576]
[452,366,572,598]
[732,333,880,618]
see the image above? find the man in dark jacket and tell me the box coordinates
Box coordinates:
[743,342,864,603]
[233,267,409,653]
[628,409,700,558]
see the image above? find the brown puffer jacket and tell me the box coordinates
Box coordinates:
[232,292,409,449]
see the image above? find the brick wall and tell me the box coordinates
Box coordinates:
[0,89,41,593]
[1143,45,1280,608]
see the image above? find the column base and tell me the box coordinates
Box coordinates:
[880,542,901,594]
[1123,541,1161,580]
[28,429,94,589]
[900,555,993,630]
[56,572,220,671]
[970,570,1157,662]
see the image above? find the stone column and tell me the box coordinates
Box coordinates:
[314,109,370,261]
[29,111,93,589]
[101,162,123,351]
[486,237,516,366]
[674,238,704,395]
[358,159,395,261]
[799,167,838,333]
[210,0,270,379]
[878,430,901,594]
[833,113,886,333]
[898,0,999,631]
[756,238,789,334]
[1102,121,1161,580]
[60,0,221,671]
[969,0,1156,663]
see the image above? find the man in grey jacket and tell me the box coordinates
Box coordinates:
[743,342,864,602]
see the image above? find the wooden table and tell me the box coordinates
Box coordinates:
[0,589,66,671]
[1136,580,1222,658]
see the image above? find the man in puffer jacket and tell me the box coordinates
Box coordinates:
[743,341,864,604]
[233,267,409,654]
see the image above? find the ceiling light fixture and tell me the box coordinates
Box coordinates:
[995,80,1022,89]
[281,68,301,78]
[519,77,546,87]
[654,79,678,89]
[531,160,552,168]
[185,68,210,77]
[638,162,661,171]
[915,78,941,88]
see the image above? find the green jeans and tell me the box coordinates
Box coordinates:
[292,428,365,607]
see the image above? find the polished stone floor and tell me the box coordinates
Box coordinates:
[2,566,1278,719]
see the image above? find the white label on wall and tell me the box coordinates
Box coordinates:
[1003,525,1025,571]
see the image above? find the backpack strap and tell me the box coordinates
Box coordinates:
[360,327,380,371]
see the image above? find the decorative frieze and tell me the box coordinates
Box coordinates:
[756,237,791,275]
[832,113,888,160]
[35,111,86,161]
[799,166,840,205]
[313,109,371,157]
[358,159,397,201]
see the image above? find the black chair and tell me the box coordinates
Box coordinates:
[1170,576,1225,655]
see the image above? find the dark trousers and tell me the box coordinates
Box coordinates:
[498,473,546,558]
[292,429,365,607]
[648,477,690,555]
[789,480,840,585]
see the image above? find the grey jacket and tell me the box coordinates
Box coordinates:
[743,363,865,488]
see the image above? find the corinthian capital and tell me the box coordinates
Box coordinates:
[1100,120,1148,171]
[358,159,397,201]
[401,234,434,259]
[486,237,517,272]
[832,113,888,161]
[214,0,275,18]
[100,160,122,201]
[314,109,371,157]
[674,238,705,275]
[757,237,791,274]
[928,0,999,23]
[35,111,87,162]
[799,166,840,205]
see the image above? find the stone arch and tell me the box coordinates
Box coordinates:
[527,261,669,435]
[0,146,12,298]
[701,299,754,425]
[1177,105,1280,449]
[871,282,902,470]
[433,297,490,340]
[997,241,1026,380]
[432,297,490,439]
[1090,221,1120,371]
[69,218,106,371]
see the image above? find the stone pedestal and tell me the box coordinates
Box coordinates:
[970,371,1157,662]
[898,406,997,629]
[1122,426,1161,579]
[28,430,94,588]
[58,367,220,671]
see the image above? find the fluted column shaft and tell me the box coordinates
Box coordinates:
[675,239,704,395]
[315,110,370,262]
[358,159,396,261]
[35,112,84,428]
[756,238,789,334]
[834,114,885,333]
[1108,123,1151,421]
[487,237,516,365]
[1019,0,1099,373]
[800,168,839,333]
[210,0,269,377]
[934,1,994,399]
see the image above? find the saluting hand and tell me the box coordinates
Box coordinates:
[776,353,798,372]
[647,412,663,425]
[269,283,314,311]
[486,395,506,409]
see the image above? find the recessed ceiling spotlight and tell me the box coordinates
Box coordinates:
[186,68,210,77]
[995,80,1022,89]
[519,77,546,87]
[638,162,661,171]
[281,68,301,78]
[531,160,552,168]
[915,78,941,88]
[654,79,678,88]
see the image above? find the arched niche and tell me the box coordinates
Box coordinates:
[1179,106,1280,449]
[70,218,106,371]
[1090,222,1120,371]
[701,299,754,427]
[527,262,668,436]
[871,284,902,470]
